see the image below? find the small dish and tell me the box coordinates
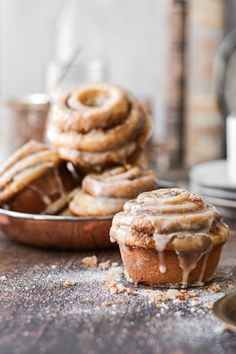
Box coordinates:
[213,292,236,332]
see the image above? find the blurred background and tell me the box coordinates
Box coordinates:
[1,0,236,173]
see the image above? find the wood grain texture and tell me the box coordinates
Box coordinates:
[0,230,236,354]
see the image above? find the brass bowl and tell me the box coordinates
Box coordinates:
[213,292,236,332]
[0,208,113,250]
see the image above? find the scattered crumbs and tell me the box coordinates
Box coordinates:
[0,275,7,282]
[166,289,181,299]
[50,265,57,269]
[101,298,123,308]
[106,280,119,294]
[207,303,213,310]
[228,283,236,289]
[208,283,221,293]
[101,301,112,307]
[188,290,197,297]
[99,260,111,271]
[63,280,72,287]
[81,256,98,267]
[105,265,124,282]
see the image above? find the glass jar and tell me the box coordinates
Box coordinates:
[0,94,50,162]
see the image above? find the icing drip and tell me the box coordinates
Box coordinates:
[196,253,209,286]
[158,252,167,274]
[153,232,174,274]
[175,250,209,287]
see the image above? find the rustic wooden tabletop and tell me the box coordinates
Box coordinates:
[0,227,236,354]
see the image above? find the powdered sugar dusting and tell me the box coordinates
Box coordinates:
[0,235,236,353]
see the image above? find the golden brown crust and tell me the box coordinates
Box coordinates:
[58,142,137,171]
[47,84,152,171]
[4,164,79,214]
[48,94,145,152]
[0,140,60,202]
[49,84,129,133]
[119,243,223,286]
[0,140,80,214]
[69,189,126,217]
[69,165,158,217]
[83,166,158,199]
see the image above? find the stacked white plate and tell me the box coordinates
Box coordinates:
[190,160,236,219]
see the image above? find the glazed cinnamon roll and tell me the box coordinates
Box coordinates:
[69,165,158,217]
[47,84,152,172]
[0,140,79,214]
[110,188,229,287]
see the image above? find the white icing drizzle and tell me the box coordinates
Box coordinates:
[196,252,210,286]
[111,188,225,286]
[0,140,60,202]
[175,250,209,287]
[158,252,167,274]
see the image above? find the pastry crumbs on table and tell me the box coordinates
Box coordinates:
[208,283,221,293]
[63,280,72,287]
[228,284,236,289]
[81,256,98,267]
[99,260,111,271]
[101,301,112,307]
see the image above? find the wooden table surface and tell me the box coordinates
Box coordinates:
[0,227,236,354]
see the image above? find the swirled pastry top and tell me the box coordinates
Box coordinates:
[69,165,158,217]
[83,165,158,199]
[50,84,129,133]
[110,188,229,252]
[47,84,152,152]
[0,140,60,202]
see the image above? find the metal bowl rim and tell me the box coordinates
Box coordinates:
[0,180,173,223]
[0,207,113,222]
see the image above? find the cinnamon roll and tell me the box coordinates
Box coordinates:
[0,140,79,214]
[47,84,152,172]
[110,188,229,287]
[69,165,158,217]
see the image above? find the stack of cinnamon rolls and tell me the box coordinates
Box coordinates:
[0,83,157,217]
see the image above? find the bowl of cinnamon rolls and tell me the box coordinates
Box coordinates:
[0,83,159,250]
[0,82,229,287]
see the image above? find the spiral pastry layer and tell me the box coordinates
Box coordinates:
[47,83,152,171]
[110,188,229,286]
[111,188,228,250]
[69,165,158,217]
[0,140,78,215]
[0,140,60,202]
